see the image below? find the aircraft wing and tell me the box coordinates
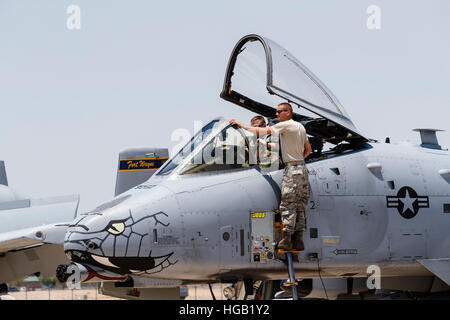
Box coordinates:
[0,223,69,253]
[0,195,79,283]
[0,194,79,253]
[418,259,450,286]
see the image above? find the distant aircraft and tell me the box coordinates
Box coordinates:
[0,160,79,288]
[58,34,450,300]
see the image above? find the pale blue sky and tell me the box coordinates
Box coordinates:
[0,0,449,212]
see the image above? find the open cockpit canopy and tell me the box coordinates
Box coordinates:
[220,34,368,144]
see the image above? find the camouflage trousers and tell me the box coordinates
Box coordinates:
[279,163,310,234]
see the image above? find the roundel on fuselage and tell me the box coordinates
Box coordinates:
[386,186,430,219]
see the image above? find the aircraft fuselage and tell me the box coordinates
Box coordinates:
[64,141,450,283]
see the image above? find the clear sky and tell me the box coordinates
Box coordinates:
[0,0,449,212]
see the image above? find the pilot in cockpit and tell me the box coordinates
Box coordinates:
[248,116,273,163]
[250,116,279,151]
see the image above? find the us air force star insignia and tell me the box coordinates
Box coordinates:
[386,186,430,219]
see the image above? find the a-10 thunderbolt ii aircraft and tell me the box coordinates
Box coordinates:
[0,160,79,289]
[59,34,450,300]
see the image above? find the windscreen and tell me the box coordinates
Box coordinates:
[157,120,220,175]
[181,124,254,175]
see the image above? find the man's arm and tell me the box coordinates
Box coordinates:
[229,119,273,135]
[304,140,312,159]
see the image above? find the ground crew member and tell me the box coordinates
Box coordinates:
[230,102,312,250]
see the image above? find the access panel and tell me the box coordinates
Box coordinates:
[250,211,276,263]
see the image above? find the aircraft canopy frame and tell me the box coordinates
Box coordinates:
[220,34,368,144]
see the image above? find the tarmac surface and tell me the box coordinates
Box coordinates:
[7,283,231,300]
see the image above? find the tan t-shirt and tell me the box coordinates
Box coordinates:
[271,119,307,163]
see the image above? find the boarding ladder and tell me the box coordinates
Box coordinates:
[278,248,301,300]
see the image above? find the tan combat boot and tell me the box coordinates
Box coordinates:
[277,232,293,251]
[292,231,305,251]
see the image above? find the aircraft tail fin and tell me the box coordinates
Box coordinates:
[0,161,8,186]
[114,147,169,196]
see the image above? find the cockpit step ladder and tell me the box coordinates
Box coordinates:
[278,249,300,300]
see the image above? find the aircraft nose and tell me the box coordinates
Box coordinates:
[63,188,179,275]
[63,215,107,257]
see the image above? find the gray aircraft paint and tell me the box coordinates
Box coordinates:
[62,34,450,289]
[63,120,450,282]
[0,161,80,284]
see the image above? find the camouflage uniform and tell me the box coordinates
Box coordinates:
[279,162,310,234]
